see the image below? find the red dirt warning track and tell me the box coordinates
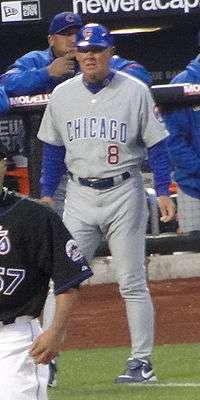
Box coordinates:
[64,278,200,350]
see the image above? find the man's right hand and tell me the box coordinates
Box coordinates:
[48,53,76,78]
[40,196,54,208]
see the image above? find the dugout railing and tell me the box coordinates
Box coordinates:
[2,87,200,257]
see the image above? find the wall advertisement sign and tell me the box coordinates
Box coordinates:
[72,0,200,18]
[1,0,41,22]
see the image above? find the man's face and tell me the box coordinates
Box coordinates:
[76,47,114,82]
[48,28,79,58]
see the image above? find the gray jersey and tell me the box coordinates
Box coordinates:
[38,71,168,178]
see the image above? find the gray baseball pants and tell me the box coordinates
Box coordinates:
[63,172,154,360]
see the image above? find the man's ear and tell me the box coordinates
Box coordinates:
[48,35,54,47]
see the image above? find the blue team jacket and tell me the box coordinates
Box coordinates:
[0,49,152,96]
[0,86,9,112]
[164,54,200,199]
[0,48,70,96]
[110,55,152,86]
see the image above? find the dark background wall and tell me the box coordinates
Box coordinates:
[0,21,199,84]
[114,25,199,84]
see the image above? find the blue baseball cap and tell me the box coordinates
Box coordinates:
[76,23,113,49]
[49,12,82,35]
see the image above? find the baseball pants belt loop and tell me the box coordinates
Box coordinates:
[68,171,131,189]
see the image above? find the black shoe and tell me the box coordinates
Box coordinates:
[48,360,57,388]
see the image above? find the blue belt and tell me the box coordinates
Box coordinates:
[68,171,131,189]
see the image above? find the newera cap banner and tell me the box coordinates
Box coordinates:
[71,0,200,19]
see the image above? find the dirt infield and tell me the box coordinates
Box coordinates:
[64,278,200,350]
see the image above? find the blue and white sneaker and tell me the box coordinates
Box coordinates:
[115,358,157,383]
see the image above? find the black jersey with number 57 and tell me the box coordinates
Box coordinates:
[0,188,93,322]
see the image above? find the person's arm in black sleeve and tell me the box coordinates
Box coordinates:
[50,213,93,293]
[30,209,93,364]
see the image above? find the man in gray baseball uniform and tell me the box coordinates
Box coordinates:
[38,23,175,383]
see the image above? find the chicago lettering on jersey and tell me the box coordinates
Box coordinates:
[66,117,127,143]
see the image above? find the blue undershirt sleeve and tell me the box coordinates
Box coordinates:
[40,143,67,197]
[148,139,172,196]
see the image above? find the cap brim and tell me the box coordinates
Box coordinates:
[77,41,109,49]
[50,24,82,35]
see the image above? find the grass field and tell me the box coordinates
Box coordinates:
[48,343,200,400]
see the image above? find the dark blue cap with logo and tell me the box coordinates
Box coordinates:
[76,23,113,49]
[48,12,82,35]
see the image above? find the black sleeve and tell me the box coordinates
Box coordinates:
[37,209,93,295]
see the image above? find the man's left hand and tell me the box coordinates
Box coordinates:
[30,328,65,364]
[158,195,176,223]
